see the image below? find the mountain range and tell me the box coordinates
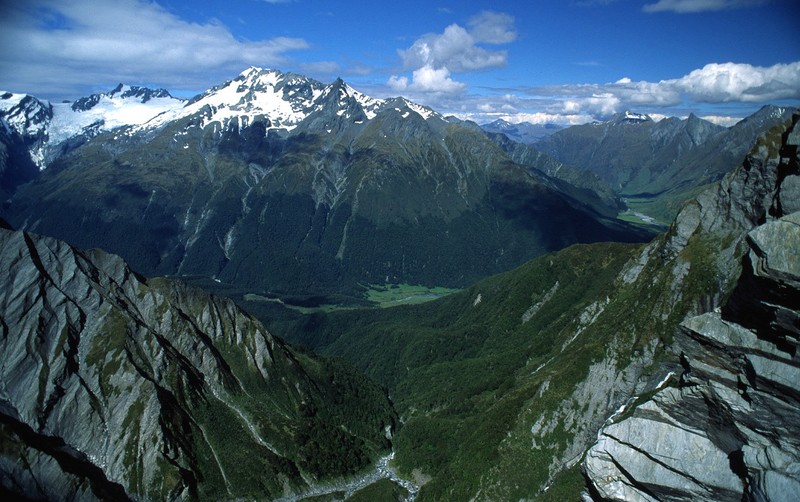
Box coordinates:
[271,112,800,500]
[0,217,396,500]
[534,106,796,224]
[0,67,651,300]
[0,66,798,501]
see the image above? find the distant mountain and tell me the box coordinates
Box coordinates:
[0,224,396,500]
[535,107,796,223]
[0,86,184,169]
[482,130,623,219]
[480,119,563,144]
[272,113,800,500]
[1,67,651,298]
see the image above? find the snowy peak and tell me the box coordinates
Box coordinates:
[72,84,174,112]
[143,67,444,134]
[0,92,53,139]
[610,111,652,124]
[308,77,392,125]
[48,84,183,146]
[4,68,452,170]
[155,66,328,132]
[0,92,54,168]
[1,84,183,169]
[382,96,441,121]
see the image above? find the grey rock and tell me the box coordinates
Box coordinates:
[584,212,800,501]
[778,174,800,214]
[583,116,800,501]
[0,227,394,500]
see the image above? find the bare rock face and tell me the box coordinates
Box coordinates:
[0,227,395,500]
[582,114,800,501]
[584,217,799,499]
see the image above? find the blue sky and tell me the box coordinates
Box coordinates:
[1,0,798,125]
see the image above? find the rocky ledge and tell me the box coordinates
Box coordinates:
[583,211,800,501]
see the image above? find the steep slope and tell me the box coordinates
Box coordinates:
[0,226,395,500]
[2,68,651,298]
[270,114,799,500]
[0,93,51,198]
[584,117,800,501]
[535,107,795,223]
[483,130,624,219]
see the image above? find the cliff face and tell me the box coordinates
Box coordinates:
[0,227,395,500]
[583,115,800,501]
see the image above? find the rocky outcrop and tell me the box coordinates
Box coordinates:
[0,227,395,500]
[583,115,800,501]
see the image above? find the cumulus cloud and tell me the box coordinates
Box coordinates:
[439,61,798,126]
[500,112,595,126]
[517,61,799,117]
[398,23,508,73]
[643,0,769,13]
[672,62,800,102]
[387,11,515,94]
[0,0,310,98]
[388,65,466,93]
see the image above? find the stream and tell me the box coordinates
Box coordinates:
[274,451,419,501]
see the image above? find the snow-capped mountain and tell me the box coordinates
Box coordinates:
[138,66,441,135]
[51,83,183,142]
[1,67,447,170]
[2,67,649,297]
[1,85,184,168]
[616,110,651,123]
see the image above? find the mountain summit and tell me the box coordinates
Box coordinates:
[139,67,433,137]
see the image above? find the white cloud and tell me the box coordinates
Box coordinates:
[387,75,409,91]
[499,112,595,126]
[0,0,310,98]
[513,61,799,118]
[388,65,465,94]
[700,115,744,126]
[643,0,769,13]
[398,24,508,73]
[389,11,515,95]
[562,93,622,116]
[671,62,800,102]
[410,66,466,93]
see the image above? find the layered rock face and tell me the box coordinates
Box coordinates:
[0,226,395,500]
[583,116,800,500]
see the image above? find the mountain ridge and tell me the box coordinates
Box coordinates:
[2,68,653,298]
[266,112,800,500]
[534,105,797,223]
[0,223,397,500]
